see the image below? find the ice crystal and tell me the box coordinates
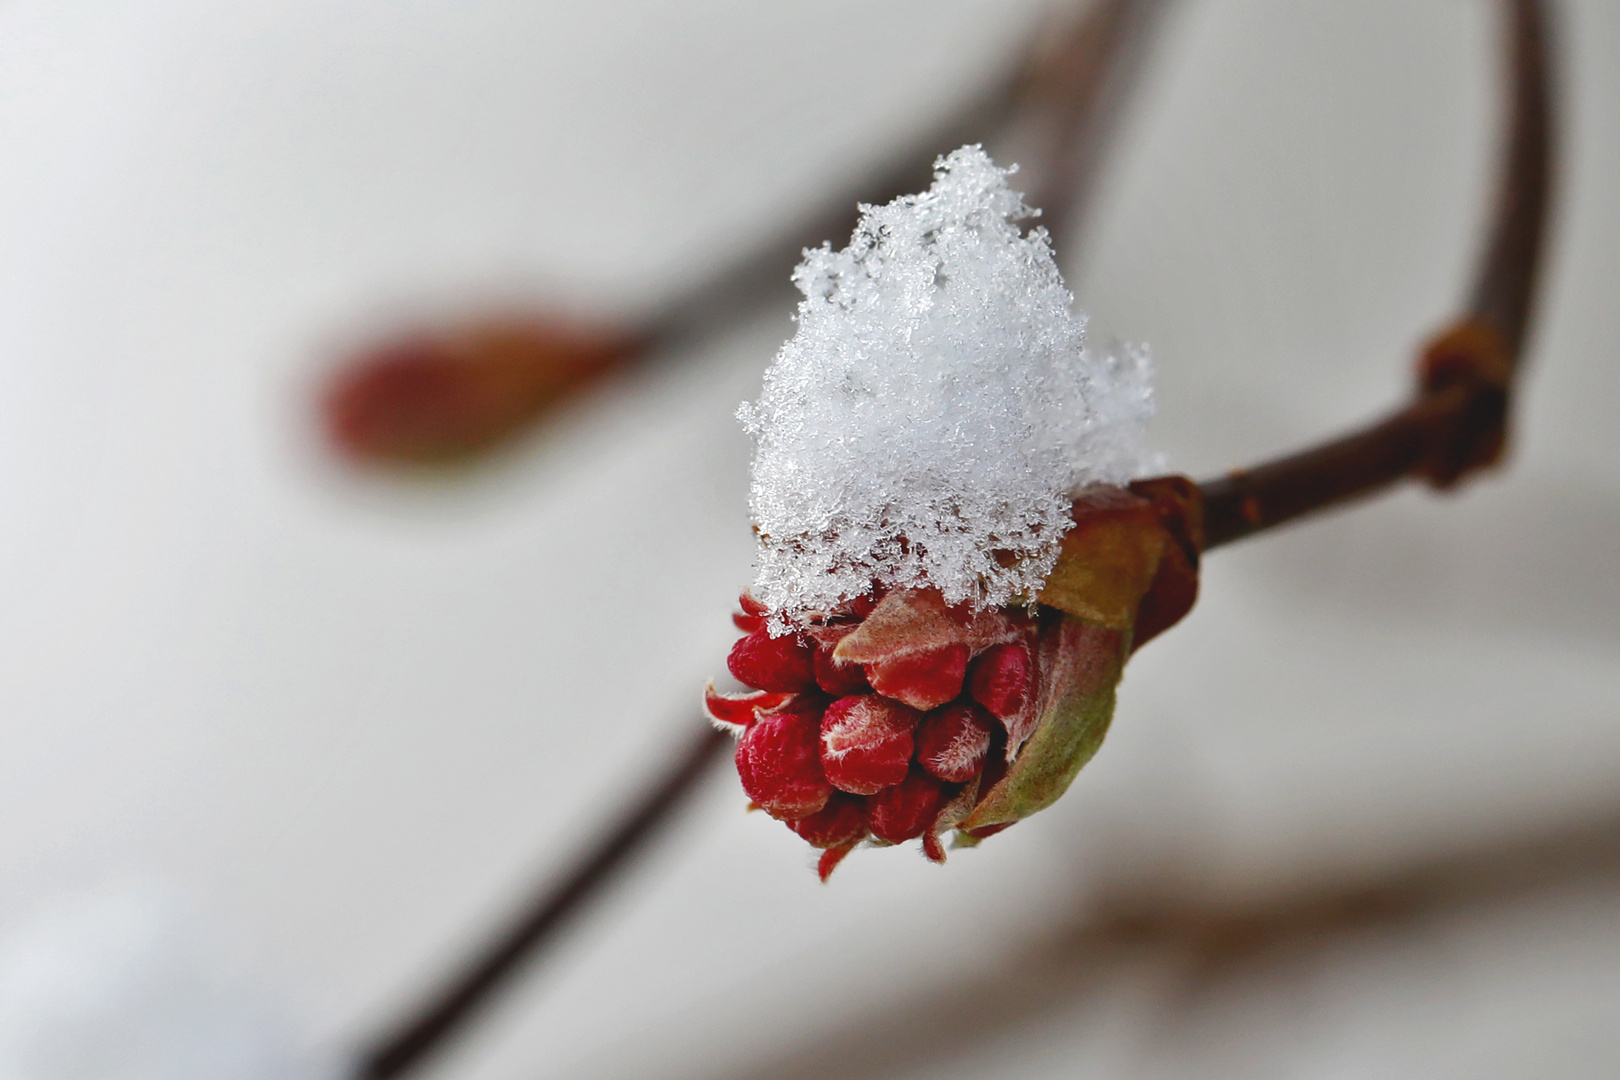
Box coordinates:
[739,145,1154,627]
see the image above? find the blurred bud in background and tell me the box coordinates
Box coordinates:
[323,317,642,464]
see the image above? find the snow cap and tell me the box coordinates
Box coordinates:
[740,145,1155,627]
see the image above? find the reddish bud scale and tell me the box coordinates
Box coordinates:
[322,320,637,463]
[703,683,794,732]
[817,846,856,882]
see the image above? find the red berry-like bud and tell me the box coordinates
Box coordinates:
[728,628,816,693]
[915,702,994,783]
[866,643,970,710]
[813,645,871,696]
[820,695,919,795]
[968,639,1037,752]
[736,700,832,820]
[867,768,952,844]
[967,641,1033,720]
[788,792,868,849]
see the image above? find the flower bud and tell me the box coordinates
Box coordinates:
[808,625,872,696]
[867,768,952,844]
[966,640,1036,754]
[820,695,919,794]
[713,479,1204,877]
[727,628,816,693]
[789,793,868,849]
[915,702,994,783]
[735,698,832,820]
[866,645,970,710]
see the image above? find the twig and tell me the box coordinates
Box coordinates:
[697,804,1620,1080]
[1200,0,1553,550]
[356,725,729,1080]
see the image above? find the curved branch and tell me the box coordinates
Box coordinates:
[356,726,730,1080]
[1201,0,1554,550]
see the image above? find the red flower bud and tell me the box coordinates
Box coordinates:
[789,792,868,849]
[735,699,832,821]
[716,481,1205,877]
[820,695,919,795]
[915,702,993,783]
[727,628,816,693]
[866,644,970,710]
[967,641,1031,719]
[808,627,872,696]
[967,639,1037,753]
[867,768,952,844]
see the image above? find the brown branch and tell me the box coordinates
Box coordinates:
[698,805,1620,1080]
[356,725,729,1080]
[1200,0,1554,550]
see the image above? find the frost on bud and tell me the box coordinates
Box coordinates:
[737,145,1157,630]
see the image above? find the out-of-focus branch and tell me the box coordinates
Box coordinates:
[1199,0,1553,550]
[702,804,1620,1080]
[356,725,729,1080]
[322,0,1163,464]
[998,0,1172,250]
